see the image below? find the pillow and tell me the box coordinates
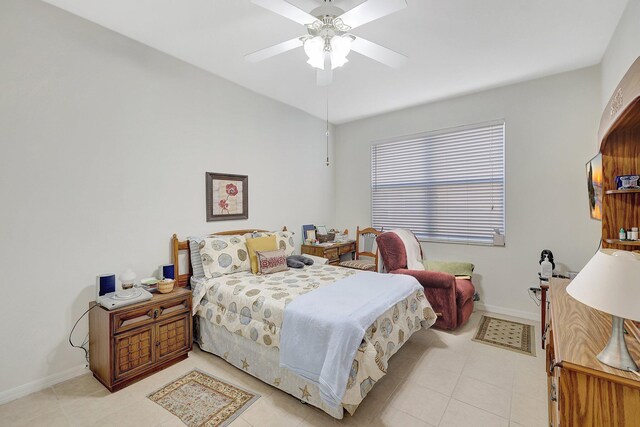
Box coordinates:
[188,237,206,279]
[425,260,475,277]
[200,235,250,277]
[271,230,296,256]
[246,235,278,274]
[243,231,271,239]
[256,249,288,274]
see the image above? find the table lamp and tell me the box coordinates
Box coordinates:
[567,249,640,372]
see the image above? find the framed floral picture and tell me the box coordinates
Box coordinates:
[205,172,248,221]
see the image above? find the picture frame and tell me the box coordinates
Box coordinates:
[205,172,248,222]
[586,154,602,221]
[302,224,316,242]
[306,230,316,241]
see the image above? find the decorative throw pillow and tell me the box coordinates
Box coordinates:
[272,230,296,256]
[246,235,278,274]
[188,236,207,279]
[200,235,250,278]
[256,249,288,274]
[243,231,271,239]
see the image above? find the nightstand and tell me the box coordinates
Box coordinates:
[89,287,192,391]
[301,241,356,265]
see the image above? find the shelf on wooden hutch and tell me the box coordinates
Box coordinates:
[604,239,640,246]
[605,189,640,195]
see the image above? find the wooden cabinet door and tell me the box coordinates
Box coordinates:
[155,314,190,362]
[113,325,155,381]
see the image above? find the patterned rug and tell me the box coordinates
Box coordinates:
[148,369,260,427]
[472,315,535,356]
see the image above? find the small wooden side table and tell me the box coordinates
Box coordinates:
[301,241,356,265]
[89,287,192,391]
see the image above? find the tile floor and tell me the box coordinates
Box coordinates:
[0,311,548,427]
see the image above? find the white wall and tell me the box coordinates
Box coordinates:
[601,0,640,106]
[334,67,602,319]
[0,0,334,398]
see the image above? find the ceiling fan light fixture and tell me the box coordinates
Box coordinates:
[329,51,348,69]
[329,35,353,69]
[303,36,326,69]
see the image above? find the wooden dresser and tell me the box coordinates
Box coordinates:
[301,241,356,265]
[546,278,640,426]
[89,288,192,391]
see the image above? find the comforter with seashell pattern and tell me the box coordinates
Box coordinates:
[192,264,436,413]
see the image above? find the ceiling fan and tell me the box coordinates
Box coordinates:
[245,0,408,85]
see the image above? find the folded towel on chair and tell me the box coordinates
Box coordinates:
[390,229,425,271]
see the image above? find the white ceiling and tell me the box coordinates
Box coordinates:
[42,0,628,124]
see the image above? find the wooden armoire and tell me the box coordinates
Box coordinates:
[600,56,640,250]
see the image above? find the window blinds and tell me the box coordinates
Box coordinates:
[371,121,505,245]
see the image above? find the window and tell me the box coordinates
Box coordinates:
[371,121,505,245]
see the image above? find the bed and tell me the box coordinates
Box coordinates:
[171,229,437,419]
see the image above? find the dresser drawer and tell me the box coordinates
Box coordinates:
[324,248,338,260]
[113,305,155,335]
[301,246,324,257]
[157,295,190,320]
[112,295,190,334]
[339,243,355,255]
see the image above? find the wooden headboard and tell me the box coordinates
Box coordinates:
[171,227,288,288]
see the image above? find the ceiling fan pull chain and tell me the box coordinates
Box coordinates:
[326,87,330,167]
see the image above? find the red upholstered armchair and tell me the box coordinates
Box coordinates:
[376,232,475,330]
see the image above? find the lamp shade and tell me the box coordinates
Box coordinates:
[304,36,325,69]
[567,250,640,321]
[329,35,352,69]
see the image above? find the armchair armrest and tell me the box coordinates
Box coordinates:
[391,269,455,289]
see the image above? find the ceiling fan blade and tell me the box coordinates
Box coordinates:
[337,0,406,30]
[317,68,333,86]
[245,37,303,63]
[252,0,320,26]
[350,36,407,68]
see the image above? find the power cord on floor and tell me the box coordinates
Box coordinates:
[69,303,98,363]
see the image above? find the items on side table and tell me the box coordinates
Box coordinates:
[301,240,356,265]
[157,279,175,294]
[97,270,152,310]
[119,268,137,290]
[89,287,193,392]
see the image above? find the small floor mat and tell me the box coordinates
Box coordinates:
[148,369,260,427]
[472,315,535,356]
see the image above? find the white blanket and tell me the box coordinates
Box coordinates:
[391,229,425,270]
[279,271,424,408]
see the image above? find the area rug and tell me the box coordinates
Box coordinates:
[148,369,260,427]
[472,315,535,356]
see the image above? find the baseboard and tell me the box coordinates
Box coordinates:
[0,363,89,405]
[474,303,538,321]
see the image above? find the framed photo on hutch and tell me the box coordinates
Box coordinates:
[205,172,248,222]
